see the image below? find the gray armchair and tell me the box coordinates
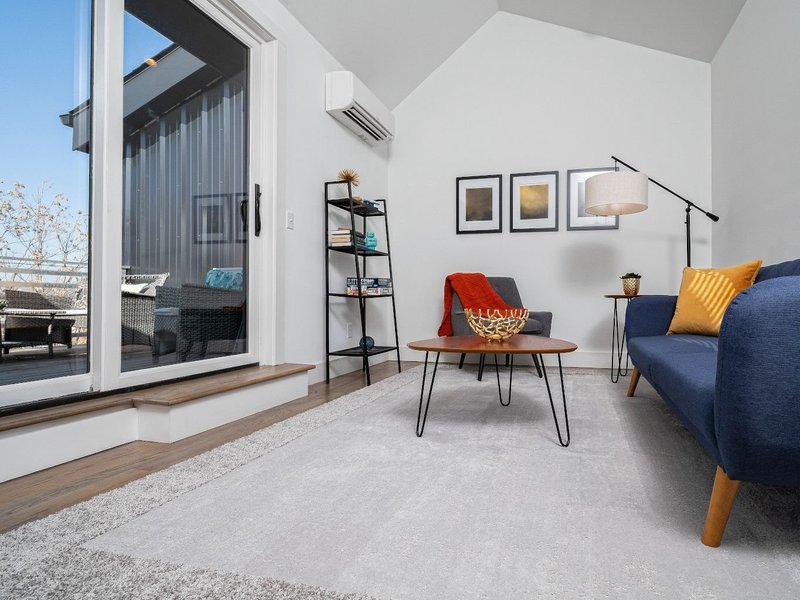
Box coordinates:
[451,276,552,379]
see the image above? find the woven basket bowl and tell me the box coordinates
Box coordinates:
[464,308,529,342]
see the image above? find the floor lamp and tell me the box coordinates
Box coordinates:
[584,156,719,267]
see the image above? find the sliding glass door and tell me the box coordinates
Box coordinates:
[0,0,92,400]
[0,0,271,409]
[120,0,249,372]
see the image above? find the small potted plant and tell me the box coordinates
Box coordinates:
[620,272,642,296]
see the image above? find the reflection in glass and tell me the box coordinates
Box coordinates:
[0,1,91,395]
[120,0,249,372]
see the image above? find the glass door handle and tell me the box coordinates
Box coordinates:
[239,197,248,233]
[254,184,262,237]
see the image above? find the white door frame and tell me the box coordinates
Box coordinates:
[3,0,280,405]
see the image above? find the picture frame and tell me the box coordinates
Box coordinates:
[456,174,502,234]
[194,194,230,244]
[567,168,619,231]
[509,171,559,232]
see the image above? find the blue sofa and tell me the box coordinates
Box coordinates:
[625,259,800,546]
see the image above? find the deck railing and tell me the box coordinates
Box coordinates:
[1,256,89,339]
[0,255,88,292]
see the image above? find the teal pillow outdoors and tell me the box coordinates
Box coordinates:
[205,268,243,290]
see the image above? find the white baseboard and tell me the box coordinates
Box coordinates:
[0,406,138,483]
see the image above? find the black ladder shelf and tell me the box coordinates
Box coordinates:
[324,180,401,385]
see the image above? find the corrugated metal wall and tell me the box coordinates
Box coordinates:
[122,73,247,286]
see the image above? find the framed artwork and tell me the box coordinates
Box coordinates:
[456,174,502,234]
[194,194,229,243]
[509,171,559,232]
[567,168,619,230]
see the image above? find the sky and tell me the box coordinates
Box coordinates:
[0,1,170,214]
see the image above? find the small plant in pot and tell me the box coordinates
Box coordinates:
[620,272,641,296]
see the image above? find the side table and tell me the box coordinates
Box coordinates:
[603,294,643,383]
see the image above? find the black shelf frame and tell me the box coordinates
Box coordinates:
[327,246,389,257]
[324,181,401,385]
[328,292,394,299]
[328,345,398,357]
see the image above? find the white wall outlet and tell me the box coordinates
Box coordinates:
[346,322,353,338]
[285,210,295,230]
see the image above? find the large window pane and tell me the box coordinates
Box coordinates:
[0,1,91,390]
[121,0,249,372]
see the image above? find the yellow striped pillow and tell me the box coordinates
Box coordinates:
[668,259,763,336]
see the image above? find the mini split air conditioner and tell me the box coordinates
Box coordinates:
[325,71,394,146]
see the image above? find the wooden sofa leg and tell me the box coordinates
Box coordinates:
[701,466,741,547]
[627,367,641,397]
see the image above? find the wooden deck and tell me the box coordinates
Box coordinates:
[0,345,89,385]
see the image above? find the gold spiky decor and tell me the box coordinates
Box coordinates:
[464,308,529,342]
[337,168,360,187]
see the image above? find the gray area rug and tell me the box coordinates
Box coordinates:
[3,364,800,599]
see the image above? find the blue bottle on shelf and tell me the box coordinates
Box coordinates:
[365,231,378,250]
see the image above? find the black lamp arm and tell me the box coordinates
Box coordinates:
[611,155,719,222]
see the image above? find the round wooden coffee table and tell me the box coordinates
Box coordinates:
[407,334,578,445]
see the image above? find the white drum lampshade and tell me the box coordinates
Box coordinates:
[584,171,649,216]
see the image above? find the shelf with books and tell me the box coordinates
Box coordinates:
[324,180,401,385]
[328,292,394,299]
[327,246,388,257]
[327,197,385,217]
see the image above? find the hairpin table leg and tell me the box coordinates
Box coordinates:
[540,354,571,447]
[416,351,440,437]
[494,353,513,406]
[610,298,630,383]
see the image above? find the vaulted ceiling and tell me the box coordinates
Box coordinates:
[278,0,747,108]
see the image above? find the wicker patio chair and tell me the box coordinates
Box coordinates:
[175,284,245,361]
[2,289,75,352]
[120,273,169,347]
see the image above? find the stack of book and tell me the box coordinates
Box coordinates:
[362,199,382,211]
[330,227,366,249]
[346,277,393,296]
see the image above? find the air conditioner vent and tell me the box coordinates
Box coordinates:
[326,71,394,146]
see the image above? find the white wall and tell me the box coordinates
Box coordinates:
[711,0,800,267]
[389,12,712,366]
[235,0,390,381]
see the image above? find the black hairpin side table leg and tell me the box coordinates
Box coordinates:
[605,294,637,383]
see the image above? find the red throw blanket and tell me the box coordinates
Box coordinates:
[437,273,513,336]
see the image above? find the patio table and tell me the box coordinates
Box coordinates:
[1,308,87,360]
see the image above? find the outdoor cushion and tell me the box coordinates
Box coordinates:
[205,268,243,290]
[121,282,156,297]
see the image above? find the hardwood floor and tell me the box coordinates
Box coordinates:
[0,361,417,533]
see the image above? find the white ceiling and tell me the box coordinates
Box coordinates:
[278,0,747,109]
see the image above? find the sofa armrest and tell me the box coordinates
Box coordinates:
[624,295,677,339]
[715,276,800,485]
